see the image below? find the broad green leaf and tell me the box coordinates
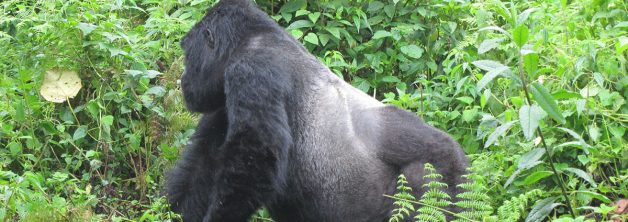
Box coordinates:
[73,125,88,141]
[518,148,545,169]
[519,105,545,140]
[286,20,313,30]
[617,36,628,54]
[504,147,546,188]
[577,191,612,203]
[563,167,597,187]
[400,45,423,59]
[484,121,516,148]
[524,53,539,75]
[477,66,510,91]
[525,197,560,222]
[279,0,306,13]
[517,8,537,24]
[8,142,21,155]
[513,25,529,48]
[456,96,474,105]
[462,109,478,123]
[304,33,318,45]
[381,76,400,83]
[77,23,97,35]
[101,115,114,126]
[15,102,25,121]
[523,171,554,185]
[367,1,385,12]
[372,30,391,39]
[557,127,592,149]
[530,83,566,124]
[325,27,341,40]
[478,26,512,38]
[478,38,504,54]
[552,90,582,100]
[290,29,304,39]
[295,9,309,17]
[308,12,321,23]
[472,60,507,72]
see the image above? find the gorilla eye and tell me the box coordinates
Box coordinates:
[204,29,215,48]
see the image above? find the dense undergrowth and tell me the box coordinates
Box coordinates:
[0,0,626,221]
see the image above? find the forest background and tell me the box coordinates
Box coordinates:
[0,0,626,221]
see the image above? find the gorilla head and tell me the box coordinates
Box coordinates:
[180,0,262,112]
[167,0,469,221]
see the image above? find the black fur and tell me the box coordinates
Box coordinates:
[166,0,469,221]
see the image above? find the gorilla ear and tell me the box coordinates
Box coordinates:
[204,29,215,48]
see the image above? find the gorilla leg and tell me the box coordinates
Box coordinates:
[166,109,227,221]
[379,106,468,215]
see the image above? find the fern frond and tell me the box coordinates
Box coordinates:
[389,174,416,222]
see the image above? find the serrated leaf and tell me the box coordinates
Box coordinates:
[372,30,391,39]
[303,33,318,45]
[478,38,504,54]
[484,121,516,148]
[519,104,546,140]
[513,25,529,48]
[563,167,597,187]
[530,83,566,124]
[285,20,313,30]
[73,125,88,141]
[525,197,560,222]
[400,45,423,59]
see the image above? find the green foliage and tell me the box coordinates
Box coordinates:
[1,0,626,221]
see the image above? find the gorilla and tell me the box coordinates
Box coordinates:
[166,0,469,221]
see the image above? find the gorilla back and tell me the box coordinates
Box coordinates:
[166,0,469,221]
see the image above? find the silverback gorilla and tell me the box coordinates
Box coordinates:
[166,0,469,221]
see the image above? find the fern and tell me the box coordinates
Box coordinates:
[496,189,543,221]
[389,174,417,222]
[415,163,451,222]
[452,174,493,222]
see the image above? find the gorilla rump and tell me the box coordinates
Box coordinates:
[166,0,469,221]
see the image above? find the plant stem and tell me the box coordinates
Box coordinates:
[517,53,577,217]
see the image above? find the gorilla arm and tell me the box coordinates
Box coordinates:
[203,57,292,222]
